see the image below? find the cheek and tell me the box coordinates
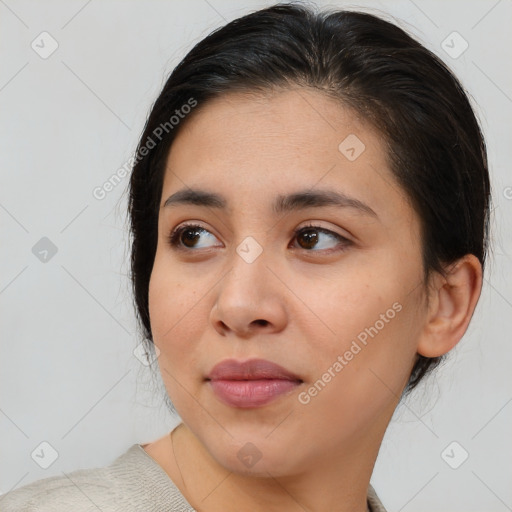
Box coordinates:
[298,324,413,446]
[147,258,209,413]
[303,270,420,400]
[306,268,399,344]
[148,256,202,363]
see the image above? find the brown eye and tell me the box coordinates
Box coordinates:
[168,224,219,250]
[167,223,351,254]
[296,228,319,249]
[292,225,351,253]
[180,227,202,247]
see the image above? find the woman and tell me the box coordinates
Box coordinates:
[1,2,489,511]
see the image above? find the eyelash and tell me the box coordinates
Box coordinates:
[167,222,352,254]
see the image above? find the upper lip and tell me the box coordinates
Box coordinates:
[206,358,302,382]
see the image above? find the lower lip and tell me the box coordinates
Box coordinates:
[208,379,301,408]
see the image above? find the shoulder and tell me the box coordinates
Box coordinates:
[0,445,195,512]
[368,484,387,512]
[0,461,114,512]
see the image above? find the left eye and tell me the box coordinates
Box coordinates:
[167,224,350,253]
[291,225,350,252]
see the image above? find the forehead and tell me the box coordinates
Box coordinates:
[162,88,414,225]
[171,87,371,157]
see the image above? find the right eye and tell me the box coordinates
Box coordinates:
[167,223,221,251]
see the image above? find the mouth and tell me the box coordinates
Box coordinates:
[205,358,303,408]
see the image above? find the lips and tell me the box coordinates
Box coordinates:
[206,358,302,382]
[206,358,303,408]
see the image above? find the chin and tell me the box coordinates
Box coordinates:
[205,432,297,478]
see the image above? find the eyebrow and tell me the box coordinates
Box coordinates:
[163,188,377,217]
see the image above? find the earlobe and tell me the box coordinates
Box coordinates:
[417,254,483,358]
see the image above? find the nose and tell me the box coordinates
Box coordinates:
[209,248,288,339]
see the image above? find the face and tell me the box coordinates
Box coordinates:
[148,88,428,477]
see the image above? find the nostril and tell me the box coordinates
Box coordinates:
[253,319,269,327]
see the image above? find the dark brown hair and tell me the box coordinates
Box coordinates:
[128,2,490,394]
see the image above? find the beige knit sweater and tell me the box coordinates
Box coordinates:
[0,444,387,511]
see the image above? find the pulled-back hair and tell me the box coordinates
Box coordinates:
[128,2,490,393]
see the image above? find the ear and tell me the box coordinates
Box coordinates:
[417,254,483,358]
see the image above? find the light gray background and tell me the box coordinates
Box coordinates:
[1,1,511,510]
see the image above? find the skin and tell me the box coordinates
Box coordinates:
[143,87,482,512]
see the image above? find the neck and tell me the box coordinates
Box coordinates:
[170,421,384,512]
